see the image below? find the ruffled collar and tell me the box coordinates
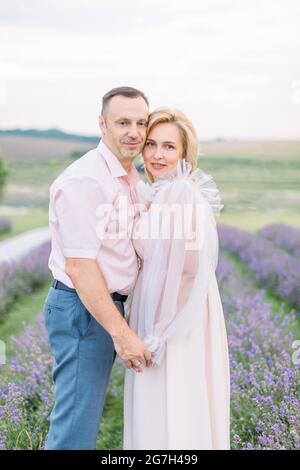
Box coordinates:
[135,159,224,216]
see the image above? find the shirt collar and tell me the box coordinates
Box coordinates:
[97,139,141,185]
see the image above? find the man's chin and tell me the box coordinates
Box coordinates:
[121,148,142,159]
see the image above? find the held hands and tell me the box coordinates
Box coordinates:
[119,360,148,374]
[112,323,153,373]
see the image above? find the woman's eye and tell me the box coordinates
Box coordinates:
[146,142,153,146]
[166,145,174,150]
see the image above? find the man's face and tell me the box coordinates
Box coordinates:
[99,95,149,163]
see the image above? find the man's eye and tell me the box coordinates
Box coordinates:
[138,122,147,127]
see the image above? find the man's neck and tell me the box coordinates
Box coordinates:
[102,139,134,173]
[118,156,133,174]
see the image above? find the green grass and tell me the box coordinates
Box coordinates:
[217,210,300,232]
[97,362,125,450]
[0,209,48,242]
[0,281,51,357]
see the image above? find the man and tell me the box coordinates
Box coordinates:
[44,86,152,450]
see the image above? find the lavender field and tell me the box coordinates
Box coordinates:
[0,223,299,449]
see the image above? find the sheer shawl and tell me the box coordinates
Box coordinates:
[132,160,223,366]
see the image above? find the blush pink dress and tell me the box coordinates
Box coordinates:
[123,160,230,450]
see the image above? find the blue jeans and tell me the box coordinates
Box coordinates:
[43,286,124,450]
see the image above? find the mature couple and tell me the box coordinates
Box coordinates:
[43,86,230,450]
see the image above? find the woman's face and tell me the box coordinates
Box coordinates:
[142,122,184,180]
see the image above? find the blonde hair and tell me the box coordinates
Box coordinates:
[144,108,199,182]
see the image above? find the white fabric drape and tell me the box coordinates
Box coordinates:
[132,160,220,367]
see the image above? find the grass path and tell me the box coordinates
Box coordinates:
[0,210,48,242]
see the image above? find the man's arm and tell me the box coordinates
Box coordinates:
[65,257,153,370]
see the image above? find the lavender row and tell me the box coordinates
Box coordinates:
[0,219,11,235]
[217,224,300,310]
[0,241,51,319]
[259,223,300,258]
[216,254,300,450]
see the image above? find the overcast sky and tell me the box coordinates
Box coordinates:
[0,0,300,139]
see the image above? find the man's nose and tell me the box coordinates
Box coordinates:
[127,125,139,139]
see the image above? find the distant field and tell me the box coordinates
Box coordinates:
[3,158,76,206]
[0,137,299,229]
[196,140,300,229]
[0,135,94,163]
[200,140,300,158]
[0,135,96,206]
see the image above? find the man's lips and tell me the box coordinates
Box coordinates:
[124,142,139,146]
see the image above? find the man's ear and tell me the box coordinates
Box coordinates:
[99,115,107,135]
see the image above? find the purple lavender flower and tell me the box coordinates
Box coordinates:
[259,224,300,258]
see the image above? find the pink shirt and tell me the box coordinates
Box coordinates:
[48,140,141,295]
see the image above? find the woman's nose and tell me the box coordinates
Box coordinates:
[153,148,164,159]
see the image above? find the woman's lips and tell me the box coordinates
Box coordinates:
[151,162,167,170]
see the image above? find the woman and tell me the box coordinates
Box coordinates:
[123,108,230,450]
